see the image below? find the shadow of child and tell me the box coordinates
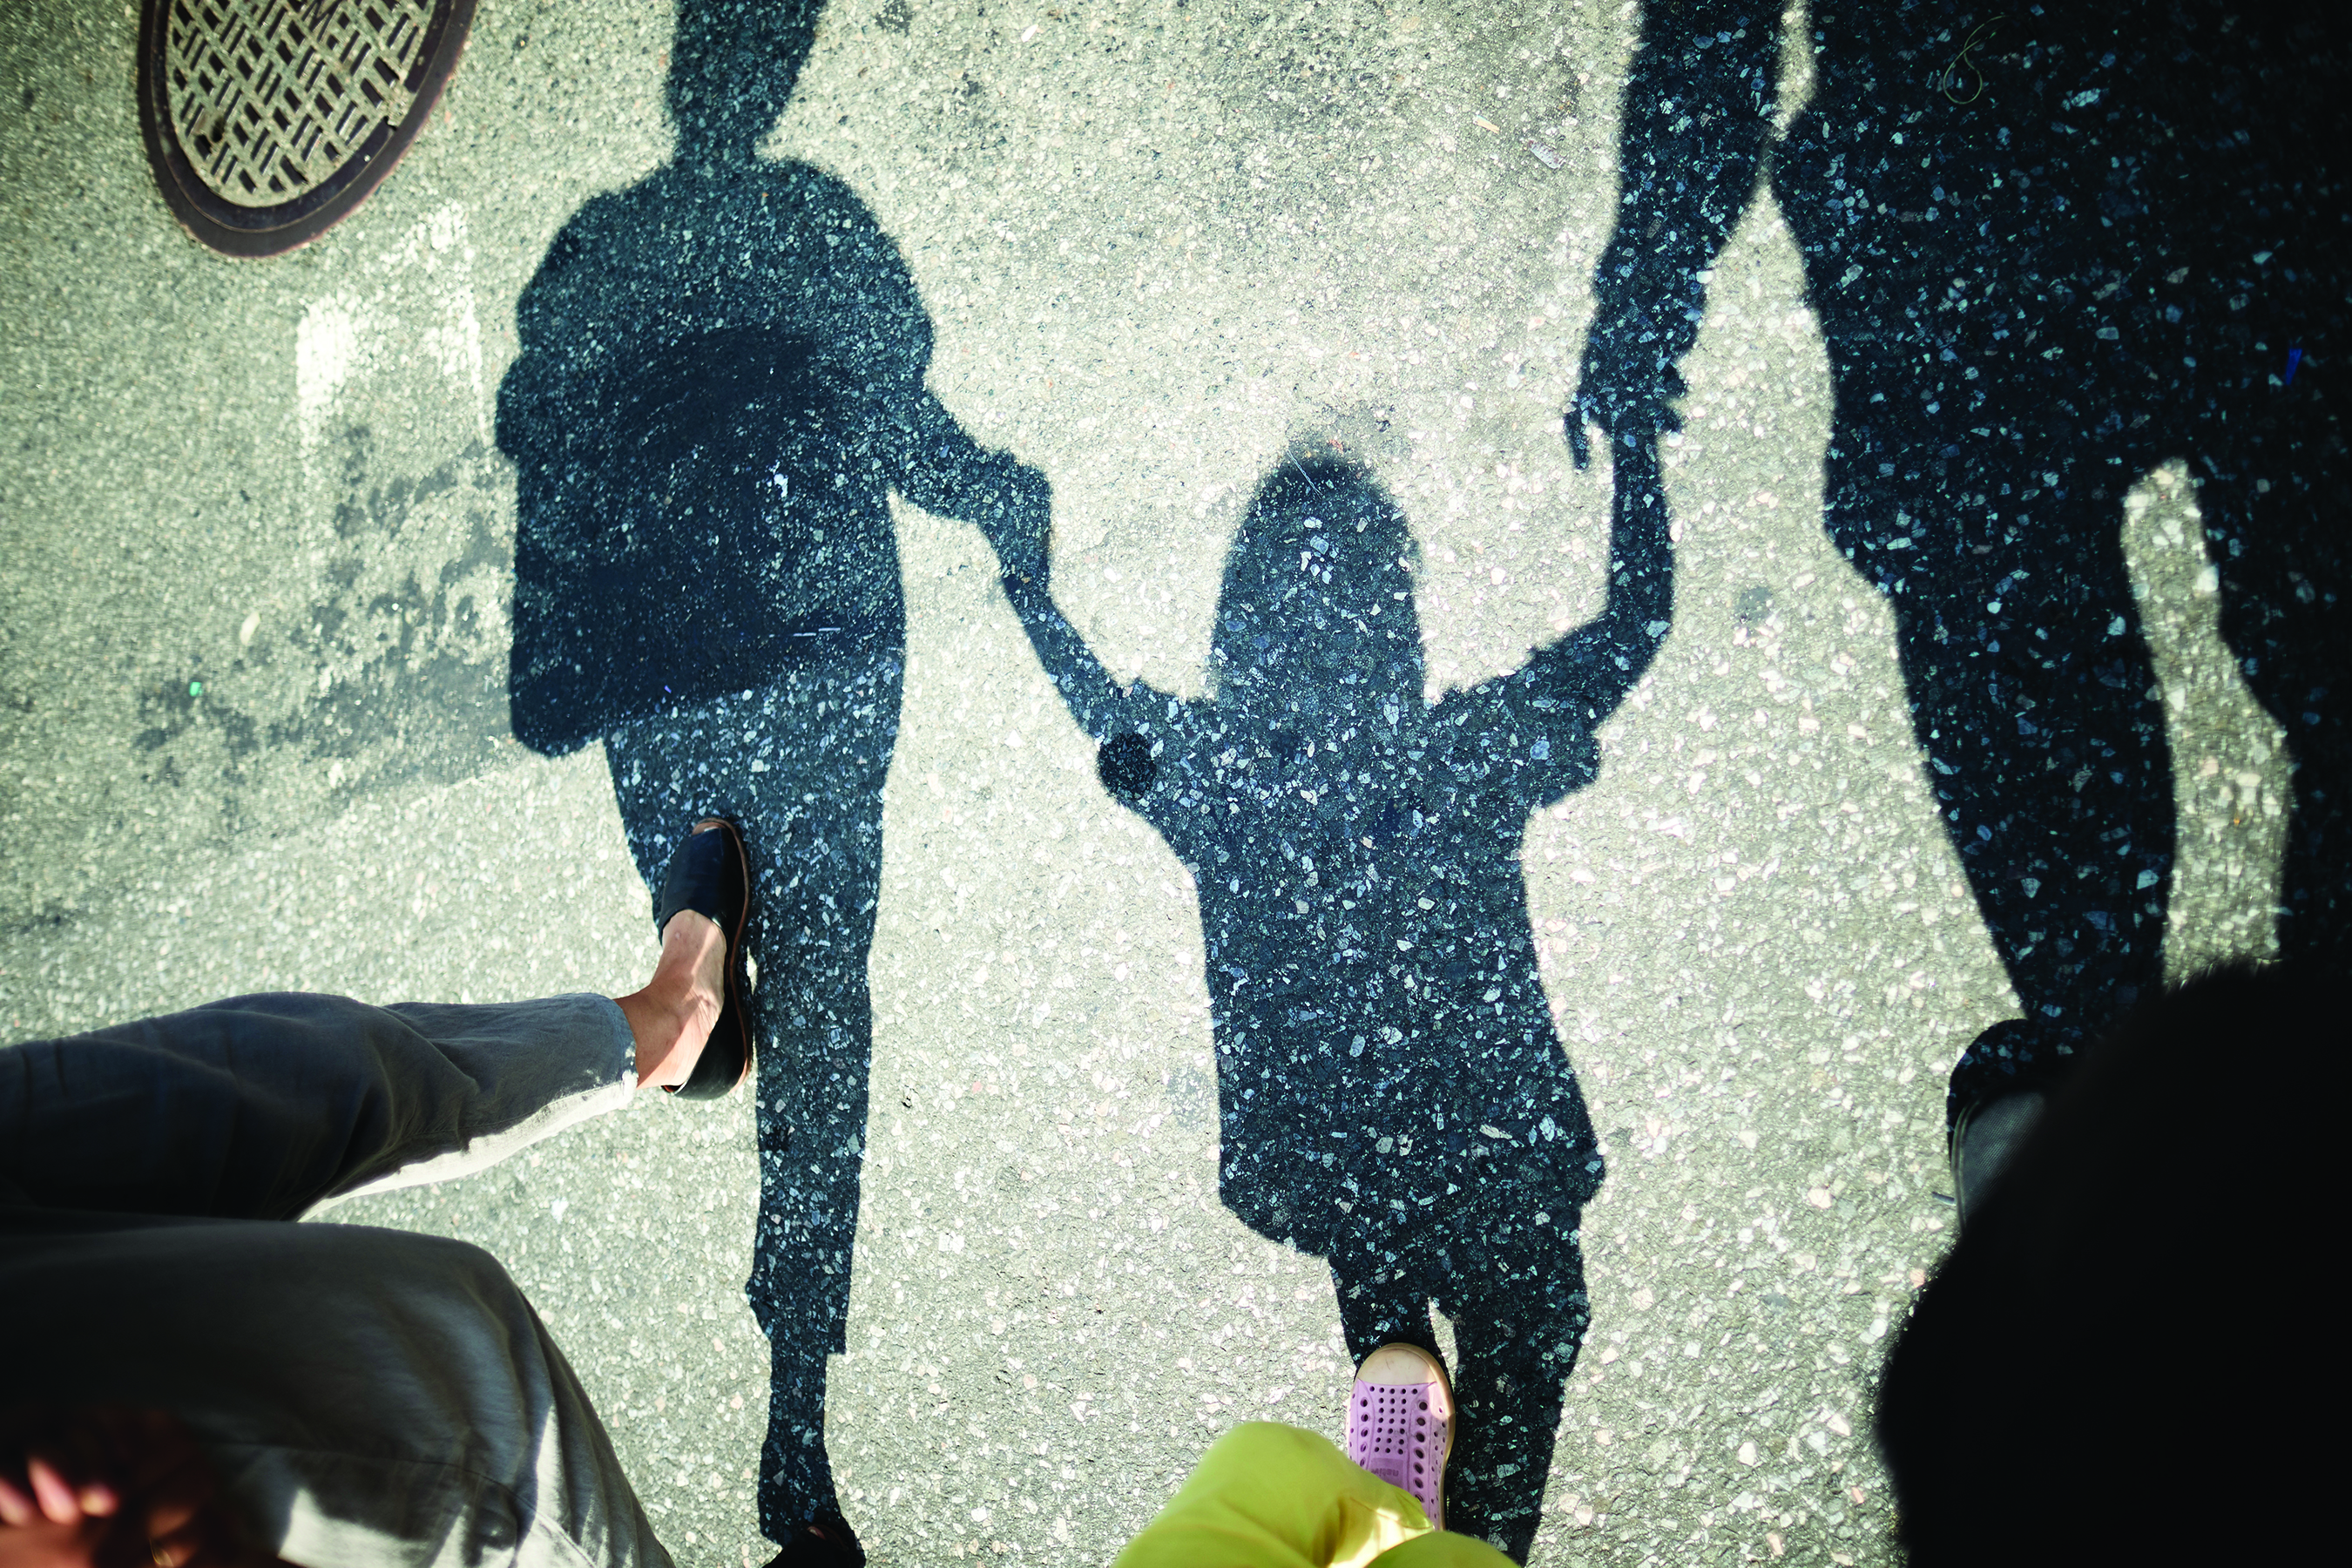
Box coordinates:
[991,436,1672,1558]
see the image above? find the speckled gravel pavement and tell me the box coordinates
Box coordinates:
[0,3,2305,1566]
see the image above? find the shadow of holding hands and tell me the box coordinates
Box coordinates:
[495,0,1046,1545]
[991,436,1673,1558]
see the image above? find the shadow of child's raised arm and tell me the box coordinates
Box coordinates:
[1436,435,1674,805]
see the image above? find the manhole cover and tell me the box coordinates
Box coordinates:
[137,0,477,257]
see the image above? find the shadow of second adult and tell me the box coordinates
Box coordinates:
[1577,0,2349,1128]
[495,0,1046,1546]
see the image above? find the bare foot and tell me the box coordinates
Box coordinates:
[614,885,727,1092]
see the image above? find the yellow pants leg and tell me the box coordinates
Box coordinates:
[1111,1421,1517,1568]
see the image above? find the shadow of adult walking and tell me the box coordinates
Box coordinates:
[1574,1,2349,1130]
[986,436,1673,1559]
[495,0,1047,1549]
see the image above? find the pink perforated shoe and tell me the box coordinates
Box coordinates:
[1347,1342,1456,1531]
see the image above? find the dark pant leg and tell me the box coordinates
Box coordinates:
[0,991,633,1220]
[0,994,656,1568]
[603,649,901,1540]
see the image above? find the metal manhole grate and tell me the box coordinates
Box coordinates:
[166,0,436,206]
[139,0,476,256]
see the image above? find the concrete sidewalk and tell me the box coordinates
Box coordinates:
[0,3,2296,1565]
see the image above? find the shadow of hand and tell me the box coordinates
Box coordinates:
[978,468,1054,586]
[1567,336,1687,470]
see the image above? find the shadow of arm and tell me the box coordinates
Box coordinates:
[1571,1,1783,464]
[999,576,1180,747]
[1458,438,1675,738]
[893,389,1051,578]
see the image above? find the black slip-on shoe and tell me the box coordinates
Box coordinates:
[652,816,754,1099]
[762,1516,864,1568]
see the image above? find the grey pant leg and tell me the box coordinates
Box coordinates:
[0,1214,671,1568]
[0,992,635,1219]
[0,992,666,1568]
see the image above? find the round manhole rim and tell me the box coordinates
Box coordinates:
[136,0,479,258]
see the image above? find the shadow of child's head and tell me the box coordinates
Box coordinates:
[1209,456,1425,721]
[668,0,826,166]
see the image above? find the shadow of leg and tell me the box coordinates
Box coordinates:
[747,978,869,1535]
[754,1315,842,1539]
[1332,1261,1443,1366]
[603,662,898,1544]
[1436,1227,1589,1563]
[1886,534,2173,1122]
